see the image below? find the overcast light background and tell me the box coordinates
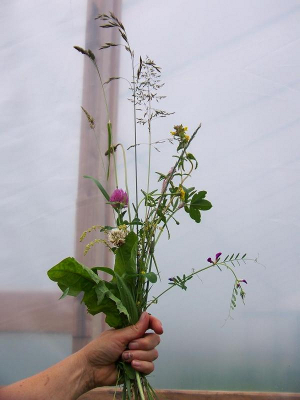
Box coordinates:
[0,0,299,392]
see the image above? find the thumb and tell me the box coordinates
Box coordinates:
[117,312,150,345]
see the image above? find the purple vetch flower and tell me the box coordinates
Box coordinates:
[109,189,128,209]
[236,279,248,288]
[207,252,222,264]
[168,277,176,282]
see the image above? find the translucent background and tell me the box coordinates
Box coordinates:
[1,0,300,392]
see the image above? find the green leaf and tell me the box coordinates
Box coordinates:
[82,288,124,328]
[198,199,212,211]
[115,273,139,324]
[186,153,198,169]
[189,207,201,223]
[190,192,212,211]
[58,283,81,297]
[83,175,110,201]
[59,287,69,299]
[48,257,100,293]
[114,232,138,280]
[95,281,130,321]
[144,272,157,283]
[123,363,136,380]
[91,266,115,278]
[190,191,207,206]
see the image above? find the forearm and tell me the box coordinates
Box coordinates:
[0,350,93,400]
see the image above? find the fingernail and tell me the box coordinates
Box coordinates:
[128,341,139,350]
[140,312,147,321]
[123,351,132,361]
[132,360,141,368]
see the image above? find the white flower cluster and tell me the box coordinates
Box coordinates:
[108,227,128,247]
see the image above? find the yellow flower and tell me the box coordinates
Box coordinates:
[178,185,185,201]
[170,131,176,136]
[184,126,188,131]
[184,134,190,141]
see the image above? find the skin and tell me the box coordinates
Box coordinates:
[0,312,163,400]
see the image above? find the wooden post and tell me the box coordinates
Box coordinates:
[73,0,121,352]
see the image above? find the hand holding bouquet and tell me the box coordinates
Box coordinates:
[47,12,251,399]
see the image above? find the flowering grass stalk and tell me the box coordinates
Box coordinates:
[47,12,255,400]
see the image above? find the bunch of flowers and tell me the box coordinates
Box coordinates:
[47,12,251,400]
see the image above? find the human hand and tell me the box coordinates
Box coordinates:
[79,312,163,389]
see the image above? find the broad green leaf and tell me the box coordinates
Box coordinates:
[190,191,207,206]
[58,283,81,297]
[197,199,212,211]
[83,175,110,201]
[91,266,115,278]
[48,257,100,292]
[189,207,201,223]
[190,192,212,210]
[144,272,157,283]
[114,232,138,280]
[115,273,138,324]
[82,288,124,328]
[95,281,130,321]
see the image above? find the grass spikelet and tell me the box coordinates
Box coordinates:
[84,238,112,256]
[80,225,106,242]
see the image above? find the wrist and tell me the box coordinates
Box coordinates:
[73,350,96,396]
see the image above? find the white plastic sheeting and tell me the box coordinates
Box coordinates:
[1,0,300,392]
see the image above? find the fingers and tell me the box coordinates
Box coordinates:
[117,312,150,344]
[120,317,162,376]
[116,313,163,345]
[122,349,158,363]
[148,314,163,334]
[128,333,160,351]
[131,360,154,375]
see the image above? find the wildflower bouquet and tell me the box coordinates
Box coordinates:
[47,13,251,400]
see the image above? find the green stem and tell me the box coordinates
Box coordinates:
[145,264,216,310]
[131,54,139,240]
[146,257,254,310]
[143,124,201,258]
[93,60,110,120]
[119,144,132,227]
[112,148,119,188]
[135,371,145,400]
[144,75,152,225]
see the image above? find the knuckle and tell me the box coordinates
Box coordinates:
[130,323,140,333]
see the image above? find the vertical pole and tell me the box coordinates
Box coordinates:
[73,0,121,353]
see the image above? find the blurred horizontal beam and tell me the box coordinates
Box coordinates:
[78,388,300,400]
[0,291,73,333]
